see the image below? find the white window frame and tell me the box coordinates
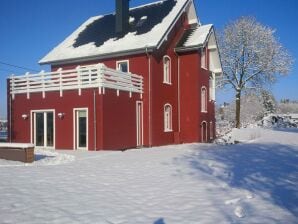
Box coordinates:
[30,109,55,149]
[201,121,208,143]
[163,55,171,84]
[201,86,207,113]
[164,103,173,132]
[209,72,216,101]
[116,60,129,73]
[201,47,207,70]
[73,108,88,151]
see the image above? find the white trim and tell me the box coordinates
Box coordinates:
[201,48,207,70]
[73,108,89,151]
[30,109,55,149]
[201,86,207,113]
[163,55,171,85]
[10,63,143,98]
[136,101,143,147]
[201,121,208,143]
[164,103,173,132]
[116,60,130,72]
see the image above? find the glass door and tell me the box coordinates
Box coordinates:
[34,111,54,148]
[75,109,88,150]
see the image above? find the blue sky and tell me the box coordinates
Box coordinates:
[0,0,297,118]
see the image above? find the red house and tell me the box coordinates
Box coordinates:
[7,0,222,151]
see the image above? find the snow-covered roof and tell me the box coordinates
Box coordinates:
[175,24,213,51]
[40,0,195,65]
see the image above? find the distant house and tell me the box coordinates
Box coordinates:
[7,0,222,150]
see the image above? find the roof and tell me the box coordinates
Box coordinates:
[40,0,194,65]
[175,24,213,51]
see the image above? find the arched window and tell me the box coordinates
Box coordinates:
[201,121,208,143]
[201,86,207,112]
[163,56,171,84]
[164,104,172,132]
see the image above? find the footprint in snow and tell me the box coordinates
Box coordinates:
[234,206,245,218]
[225,198,241,205]
[246,193,254,199]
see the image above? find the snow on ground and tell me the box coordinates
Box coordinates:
[0,128,298,223]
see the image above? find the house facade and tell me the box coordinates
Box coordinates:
[7,0,222,151]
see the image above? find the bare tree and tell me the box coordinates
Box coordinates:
[218,16,293,128]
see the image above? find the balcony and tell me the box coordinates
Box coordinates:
[9,63,143,99]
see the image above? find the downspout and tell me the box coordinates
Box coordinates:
[174,49,181,133]
[93,90,97,150]
[9,92,12,143]
[145,47,152,146]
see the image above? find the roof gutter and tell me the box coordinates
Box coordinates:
[39,46,155,66]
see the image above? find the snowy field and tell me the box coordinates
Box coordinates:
[0,128,298,224]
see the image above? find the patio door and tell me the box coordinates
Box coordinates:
[136,101,143,147]
[34,111,54,148]
[74,109,88,150]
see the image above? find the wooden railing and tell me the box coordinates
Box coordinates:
[9,63,143,99]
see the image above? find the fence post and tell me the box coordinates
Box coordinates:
[25,72,30,99]
[58,68,63,97]
[11,74,15,100]
[76,65,81,96]
[40,70,45,98]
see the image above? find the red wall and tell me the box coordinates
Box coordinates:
[149,12,188,146]
[179,50,216,143]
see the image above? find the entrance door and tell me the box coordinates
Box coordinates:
[201,121,207,143]
[34,111,54,148]
[74,109,88,150]
[136,101,143,147]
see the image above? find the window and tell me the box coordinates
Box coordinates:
[116,60,129,73]
[201,48,207,69]
[163,56,171,84]
[209,73,215,101]
[201,86,207,112]
[164,104,172,132]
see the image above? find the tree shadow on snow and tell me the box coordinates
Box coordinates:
[153,218,166,224]
[34,154,55,161]
[176,143,298,217]
[272,128,298,134]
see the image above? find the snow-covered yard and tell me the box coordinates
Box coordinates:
[0,128,298,224]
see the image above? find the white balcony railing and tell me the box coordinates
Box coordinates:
[9,63,143,99]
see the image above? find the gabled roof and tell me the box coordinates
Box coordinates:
[40,0,196,65]
[175,24,213,52]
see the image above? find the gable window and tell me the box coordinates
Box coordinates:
[201,48,207,69]
[116,60,129,73]
[164,104,172,132]
[163,56,171,84]
[201,86,207,113]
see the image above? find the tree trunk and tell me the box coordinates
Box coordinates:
[235,90,241,128]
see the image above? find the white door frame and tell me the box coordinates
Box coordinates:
[73,108,88,150]
[201,121,208,143]
[30,109,55,149]
[136,101,143,147]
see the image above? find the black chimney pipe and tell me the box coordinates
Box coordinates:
[115,0,129,34]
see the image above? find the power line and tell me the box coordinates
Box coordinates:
[0,60,39,73]
[0,68,19,74]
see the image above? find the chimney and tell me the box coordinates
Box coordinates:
[115,0,129,34]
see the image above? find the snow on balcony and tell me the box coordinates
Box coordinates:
[9,63,143,99]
